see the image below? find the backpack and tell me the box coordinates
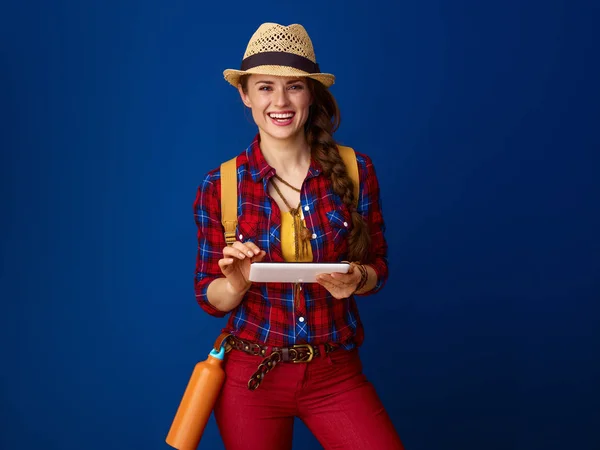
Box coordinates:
[219,146,359,246]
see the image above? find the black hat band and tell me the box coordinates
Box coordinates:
[240,52,321,74]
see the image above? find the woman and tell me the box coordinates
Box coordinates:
[193,23,404,450]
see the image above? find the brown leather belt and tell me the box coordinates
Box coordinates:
[217,334,340,390]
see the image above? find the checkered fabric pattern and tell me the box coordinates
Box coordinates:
[193,134,388,347]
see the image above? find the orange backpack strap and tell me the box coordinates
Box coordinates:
[219,156,238,246]
[219,147,359,245]
[337,145,360,208]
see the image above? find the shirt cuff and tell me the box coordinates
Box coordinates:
[356,260,387,296]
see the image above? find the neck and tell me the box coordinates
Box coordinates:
[258,131,311,177]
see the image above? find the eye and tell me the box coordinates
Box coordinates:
[258,85,272,91]
[288,84,304,90]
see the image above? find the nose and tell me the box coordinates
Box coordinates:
[273,86,290,107]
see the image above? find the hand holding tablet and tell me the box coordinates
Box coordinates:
[248,262,350,283]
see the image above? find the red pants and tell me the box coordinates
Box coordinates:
[214,347,405,450]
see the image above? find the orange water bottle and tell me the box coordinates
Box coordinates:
[166,346,226,450]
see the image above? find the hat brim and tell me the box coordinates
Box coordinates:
[223,65,335,88]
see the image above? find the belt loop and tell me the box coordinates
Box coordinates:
[281,348,290,362]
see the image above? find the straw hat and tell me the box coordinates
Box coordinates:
[223,23,335,88]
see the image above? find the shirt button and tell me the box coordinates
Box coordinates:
[311,233,317,239]
[298,317,305,323]
[343,221,348,227]
[304,205,309,211]
[239,234,243,240]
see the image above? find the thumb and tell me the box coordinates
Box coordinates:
[252,250,267,263]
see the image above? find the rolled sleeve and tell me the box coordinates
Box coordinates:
[356,154,389,296]
[193,172,229,318]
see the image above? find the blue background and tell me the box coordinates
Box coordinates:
[1,0,599,449]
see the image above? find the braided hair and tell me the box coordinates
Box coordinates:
[239,76,371,262]
[304,78,371,262]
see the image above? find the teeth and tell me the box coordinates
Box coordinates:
[269,113,294,119]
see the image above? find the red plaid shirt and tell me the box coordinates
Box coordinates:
[193,135,388,348]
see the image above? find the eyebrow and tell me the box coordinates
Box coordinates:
[254,79,305,85]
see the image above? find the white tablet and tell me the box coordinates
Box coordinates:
[248,262,350,283]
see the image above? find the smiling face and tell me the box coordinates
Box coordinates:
[238,75,313,145]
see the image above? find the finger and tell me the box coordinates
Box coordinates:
[316,274,332,283]
[318,273,353,290]
[252,250,267,262]
[330,272,350,280]
[319,273,341,282]
[218,257,235,273]
[329,273,355,286]
[316,275,340,289]
[316,280,335,292]
[231,241,256,258]
[316,277,352,299]
[223,245,249,260]
[243,241,262,256]
[331,271,361,286]
[218,257,234,267]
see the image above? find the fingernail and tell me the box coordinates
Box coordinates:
[239,252,245,258]
[247,251,253,256]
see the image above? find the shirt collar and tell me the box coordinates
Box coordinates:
[245,133,323,183]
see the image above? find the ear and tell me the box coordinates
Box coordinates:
[238,84,252,108]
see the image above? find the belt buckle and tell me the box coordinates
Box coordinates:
[291,344,314,363]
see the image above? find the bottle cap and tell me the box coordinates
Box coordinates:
[209,346,225,360]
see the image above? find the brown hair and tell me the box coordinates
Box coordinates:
[240,76,371,263]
